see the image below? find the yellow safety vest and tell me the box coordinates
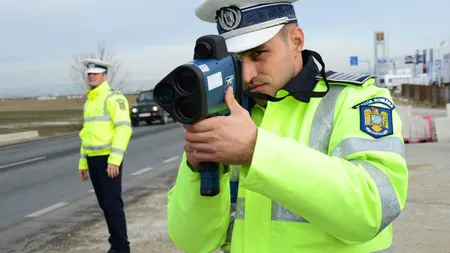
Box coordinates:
[78,81,133,170]
[166,74,408,253]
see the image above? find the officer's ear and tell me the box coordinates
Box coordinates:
[289,25,304,57]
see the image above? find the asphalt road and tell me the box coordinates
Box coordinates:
[0,122,185,253]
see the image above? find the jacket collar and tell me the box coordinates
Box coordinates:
[281,50,320,103]
[87,81,110,100]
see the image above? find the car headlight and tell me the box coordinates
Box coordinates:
[131,108,138,113]
[152,106,158,111]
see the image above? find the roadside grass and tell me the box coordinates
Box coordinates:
[0,96,138,137]
[0,110,83,124]
[0,123,83,137]
[0,95,137,112]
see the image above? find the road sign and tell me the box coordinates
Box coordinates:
[378,58,388,64]
[436,60,441,70]
[350,56,358,66]
[427,60,433,77]
[405,55,414,64]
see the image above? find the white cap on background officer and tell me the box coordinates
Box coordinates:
[82,58,112,74]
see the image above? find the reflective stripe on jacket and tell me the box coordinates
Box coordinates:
[78,81,132,170]
[167,77,408,253]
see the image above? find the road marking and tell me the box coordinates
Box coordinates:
[88,189,95,193]
[25,202,69,218]
[162,156,179,164]
[131,167,154,176]
[0,156,46,170]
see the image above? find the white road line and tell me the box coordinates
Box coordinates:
[0,156,46,170]
[88,189,95,193]
[162,156,180,164]
[25,202,69,218]
[131,167,154,176]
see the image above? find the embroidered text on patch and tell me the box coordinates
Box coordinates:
[352,97,396,110]
[359,106,393,139]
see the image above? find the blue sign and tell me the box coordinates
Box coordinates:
[350,56,358,66]
[428,60,433,77]
[378,58,388,64]
[436,60,441,70]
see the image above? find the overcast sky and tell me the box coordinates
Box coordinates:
[1,0,449,97]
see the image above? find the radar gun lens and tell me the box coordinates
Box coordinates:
[154,83,175,104]
[176,70,198,94]
[176,97,197,121]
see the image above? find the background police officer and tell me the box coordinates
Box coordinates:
[78,59,132,253]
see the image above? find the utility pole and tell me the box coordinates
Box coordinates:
[439,40,446,87]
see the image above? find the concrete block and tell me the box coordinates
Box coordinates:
[0,131,39,144]
[435,117,450,143]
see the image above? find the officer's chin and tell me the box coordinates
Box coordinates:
[88,82,99,88]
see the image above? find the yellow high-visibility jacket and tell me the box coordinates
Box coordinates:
[167,72,408,253]
[78,81,133,170]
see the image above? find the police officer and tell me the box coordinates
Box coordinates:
[167,0,409,253]
[78,58,132,253]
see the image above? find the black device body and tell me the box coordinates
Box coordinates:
[153,35,244,197]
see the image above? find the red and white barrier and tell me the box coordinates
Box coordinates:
[397,105,435,144]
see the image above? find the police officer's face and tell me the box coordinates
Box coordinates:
[87,72,107,87]
[238,24,305,101]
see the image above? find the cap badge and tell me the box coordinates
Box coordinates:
[87,63,96,68]
[217,6,242,31]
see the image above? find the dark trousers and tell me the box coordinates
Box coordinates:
[87,155,130,252]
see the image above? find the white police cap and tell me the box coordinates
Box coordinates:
[195,0,298,53]
[82,58,112,74]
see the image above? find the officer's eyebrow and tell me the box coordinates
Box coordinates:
[239,44,270,56]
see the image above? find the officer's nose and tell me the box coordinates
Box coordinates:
[241,58,258,86]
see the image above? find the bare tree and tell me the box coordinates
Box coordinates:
[70,41,130,95]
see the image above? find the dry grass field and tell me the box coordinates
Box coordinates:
[0,95,137,112]
[0,95,137,136]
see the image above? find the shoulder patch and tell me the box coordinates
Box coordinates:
[354,96,395,138]
[116,98,126,111]
[316,70,376,85]
[358,104,394,139]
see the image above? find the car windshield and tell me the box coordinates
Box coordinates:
[139,91,153,102]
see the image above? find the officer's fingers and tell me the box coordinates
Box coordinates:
[188,142,214,153]
[225,86,243,114]
[187,118,221,133]
[184,130,212,143]
[80,171,86,180]
[185,152,201,171]
[106,167,112,178]
[190,150,216,164]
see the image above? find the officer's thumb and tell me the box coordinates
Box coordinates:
[225,86,241,114]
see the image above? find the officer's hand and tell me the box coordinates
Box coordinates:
[184,86,257,168]
[106,164,119,178]
[79,170,89,182]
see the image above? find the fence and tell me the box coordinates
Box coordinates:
[401,83,450,107]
